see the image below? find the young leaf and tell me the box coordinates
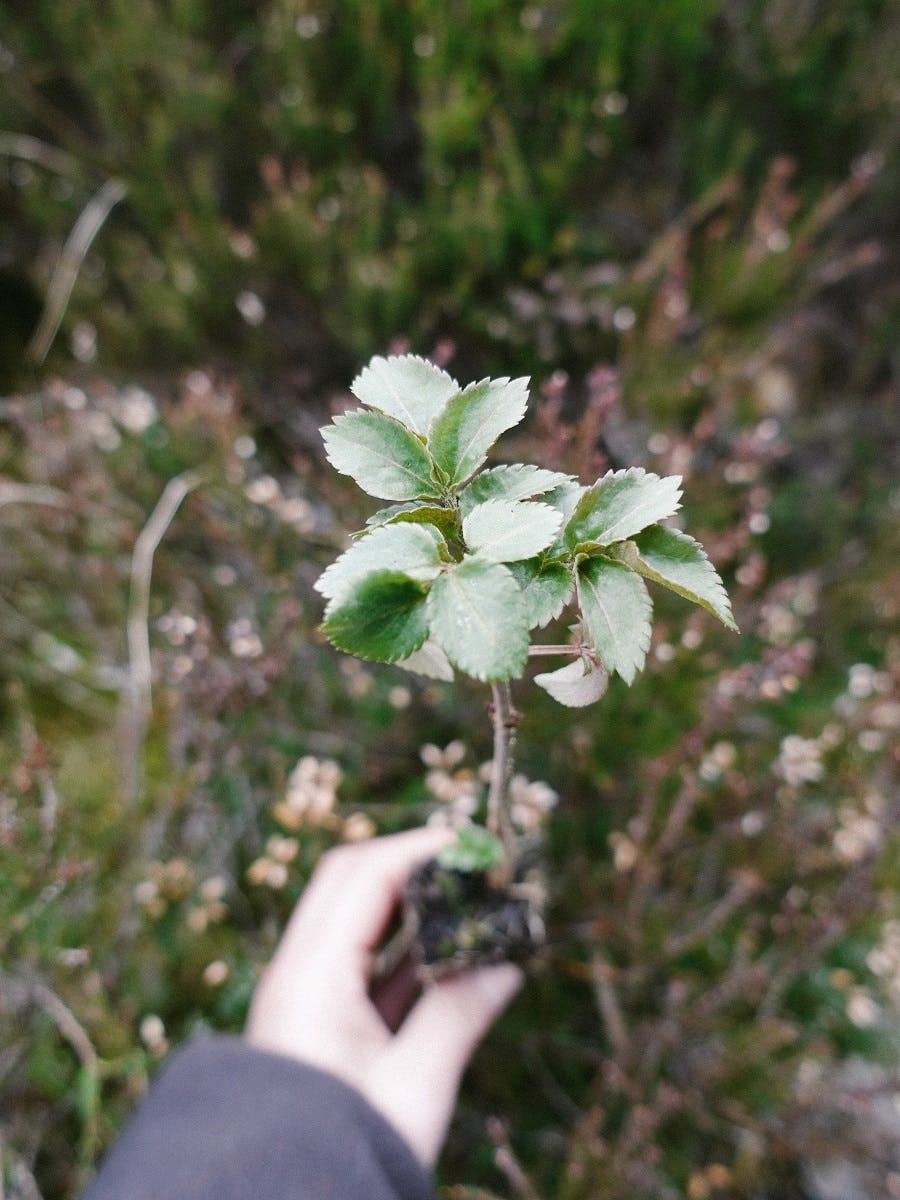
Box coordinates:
[439,825,508,873]
[458,464,573,517]
[351,354,460,436]
[565,468,682,551]
[462,499,562,563]
[577,556,652,684]
[395,639,455,681]
[426,557,529,681]
[617,525,738,631]
[534,657,609,707]
[438,825,506,872]
[321,410,439,501]
[315,523,445,602]
[322,571,430,663]
[507,558,574,628]
[428,376,530,487]
[364,501,459,540]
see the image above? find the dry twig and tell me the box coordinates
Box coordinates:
[27,178,127,364]
[487,1118,542,1200]
[589,953,629,1057]
[487,681,518,868]
[0,482,67,509]
[29,979,97,1075]
[123,470,203,801]
[0,132,76,176]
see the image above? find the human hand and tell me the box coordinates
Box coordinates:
[245,827,523,1167]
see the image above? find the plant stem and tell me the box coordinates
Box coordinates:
[487,681,517,868]
[527,644,583,657]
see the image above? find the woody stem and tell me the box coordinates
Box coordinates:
[527,644,583,657]
[487,681,517,866]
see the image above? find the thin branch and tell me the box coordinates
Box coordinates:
[0,132,77,176]
[527,644,583,657]
[28,177,127,364]
[522,1035,585,1123]
[662,873,759,959]
[486,1118,542,1200]
[487,681,517,866]
[123,470,203,802]
[28,977,101,1168]
[0,1142,45,1200]
[589,953,629,1056]
[29,979,97,1074]
[0,481,67,508]
[14,698,60,850]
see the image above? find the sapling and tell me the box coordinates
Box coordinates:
[316,354,738,976]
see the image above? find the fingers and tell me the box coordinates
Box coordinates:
[277,827,454,972]
[393,962,523,1088]
[377,963,523,1166]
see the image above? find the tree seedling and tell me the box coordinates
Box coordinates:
[317,354,738,977]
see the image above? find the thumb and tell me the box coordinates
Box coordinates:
[394,962,523,1088]
[375,963,523,1166]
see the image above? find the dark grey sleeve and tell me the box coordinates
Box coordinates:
[83,1036,435,1200]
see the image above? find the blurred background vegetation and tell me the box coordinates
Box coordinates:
[1,2,899,1198]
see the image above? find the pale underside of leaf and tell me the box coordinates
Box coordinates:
[351,354,460,436]
[458,464,574,517]
[322,571,430,663]
[363,501,460,539]
[507,558,574,628]
[321,409,439,501]
[315,523,445,601]
[462,499,562,563]
[426,558,529,681]
[428,376,530,487]
[621,525,738,631]
[395,639,455,681]
[577,555,653,684]
[534,657,609,707]
[565,467,682,551]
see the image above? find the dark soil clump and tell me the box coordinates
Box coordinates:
[404,857,545,982]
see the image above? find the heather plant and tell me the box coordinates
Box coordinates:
[1,0,895,386]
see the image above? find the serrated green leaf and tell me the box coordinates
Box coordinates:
[541,480,587,554]
[351,354,459,436]
[395,639,455,681]
[315,524,445,602]
[363,501,460,540]
[543,480,587,519]
[438,825,505,872]
[577,556,652,684]
[458,464,574,516]
[428,376,530,487]
[321,409,439,501]
[322,571,430,663]
[534,657,609,707]
[565,468,682,551]
[426,558,529,681]
[507,558,574,628]
[462,499,561,563]
[616,525,738,631]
